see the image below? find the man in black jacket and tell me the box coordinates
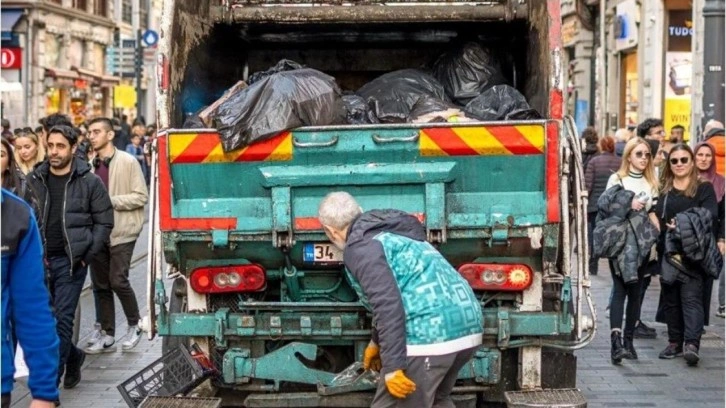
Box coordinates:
[26,125,114,390]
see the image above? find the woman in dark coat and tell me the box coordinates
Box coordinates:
[654,144,719,366]
[585,136,621,276]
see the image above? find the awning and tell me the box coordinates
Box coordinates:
[100,74,122,87]
[45,68,79,80]
[44,67,79,87]
[73,66,102,81]
[1,9,24,41]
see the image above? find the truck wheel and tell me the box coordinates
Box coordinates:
[161,277,189,355]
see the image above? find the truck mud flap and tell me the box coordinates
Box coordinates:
[244,392,477,408]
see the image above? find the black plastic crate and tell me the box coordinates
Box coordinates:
[117,344,209,408]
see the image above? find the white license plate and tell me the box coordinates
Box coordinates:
[303,243,344,264]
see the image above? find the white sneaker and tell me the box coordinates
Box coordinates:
[85,333,116,354]
[87,323,102,346]
[121,326,142,351]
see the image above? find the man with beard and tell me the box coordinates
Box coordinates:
[26,125,114,390]
[84,117,148,355]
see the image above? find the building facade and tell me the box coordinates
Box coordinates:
[1,0,159,128]
[564,0,721,141]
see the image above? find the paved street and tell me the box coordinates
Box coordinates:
[9,236,725,407]
[577,260,725,408]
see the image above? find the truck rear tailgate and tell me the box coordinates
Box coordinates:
[159,121,559,239]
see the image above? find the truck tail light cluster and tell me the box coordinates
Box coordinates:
[457,263,533,291]
[190,264,266,294]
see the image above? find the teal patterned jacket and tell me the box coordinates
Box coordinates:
[343,210,483,376]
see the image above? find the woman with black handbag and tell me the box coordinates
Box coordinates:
[654,144,720,366]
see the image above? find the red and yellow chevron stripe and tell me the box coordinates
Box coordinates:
[169,132,292,163]
[419,125,545,156]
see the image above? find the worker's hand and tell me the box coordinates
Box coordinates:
[718,241,724,255]
[384,369,416,399]
[29,399,57,408]
[363,342,381,372]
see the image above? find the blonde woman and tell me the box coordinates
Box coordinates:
[13,128,45,174]
[604,137,661,362]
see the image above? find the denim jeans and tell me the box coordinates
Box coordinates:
[47,256,86,383]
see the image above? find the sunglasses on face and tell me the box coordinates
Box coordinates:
[634,151,651,159]
[669,157,690,165]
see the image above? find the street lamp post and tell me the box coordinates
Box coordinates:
[702,0,725,128]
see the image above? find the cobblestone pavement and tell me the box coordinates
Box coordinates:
[10,245,725,407]
[576,259,725,408]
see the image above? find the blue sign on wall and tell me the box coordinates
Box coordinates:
[575,99,589,135]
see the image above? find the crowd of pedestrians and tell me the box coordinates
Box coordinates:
[584,118,725,367]
[1,113,152,406]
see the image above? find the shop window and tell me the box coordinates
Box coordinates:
[121,0,132,24]
[94,0,108,17]
[73,0,88,11]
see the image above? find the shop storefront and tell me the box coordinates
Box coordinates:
[663,7,693,140]
[614,0,640,128]
[44,67,119,124]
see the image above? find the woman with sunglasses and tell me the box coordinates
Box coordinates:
[13,129,45,175]
[654,144,719,366]
[602,137,661,363]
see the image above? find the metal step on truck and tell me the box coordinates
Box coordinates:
[133,0,598,406]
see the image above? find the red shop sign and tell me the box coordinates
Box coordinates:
[0,48,22,69]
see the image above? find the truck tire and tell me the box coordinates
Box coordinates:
[161,277,188,355]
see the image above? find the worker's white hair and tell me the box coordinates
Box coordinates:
[318,192,363,230]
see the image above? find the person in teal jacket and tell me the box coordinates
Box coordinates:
[318,192,483,408]
[1,189,60,407]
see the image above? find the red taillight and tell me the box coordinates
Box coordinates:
[457,263,533,291]
[190,265,266,294]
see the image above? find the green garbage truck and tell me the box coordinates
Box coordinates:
[138,0,597,406]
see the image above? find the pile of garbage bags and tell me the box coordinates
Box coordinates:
[194,43,542,151]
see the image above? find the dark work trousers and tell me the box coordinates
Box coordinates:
[371,347,478,408]
[1,393,9,408]
[608,260,642,337]
[47,256,86,385]
[587,212,599,275]
[662,272,704,348]
[90,241,140,337]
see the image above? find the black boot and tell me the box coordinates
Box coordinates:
[623,335,637,360]
[611,331,629,364]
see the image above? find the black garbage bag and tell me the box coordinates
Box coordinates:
[183,107,208,128]
[432,42,507,105]
[248,59,305,85]
[464,85,542,121]
[409,96,474,123]
[342,94,375,124]
[357,69,450,123]
[209,68,346,151]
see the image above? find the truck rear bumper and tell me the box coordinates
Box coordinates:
[241,391,478,408]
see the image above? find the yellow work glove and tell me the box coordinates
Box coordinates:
[363,342,382,372]
[385,369,417,399]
